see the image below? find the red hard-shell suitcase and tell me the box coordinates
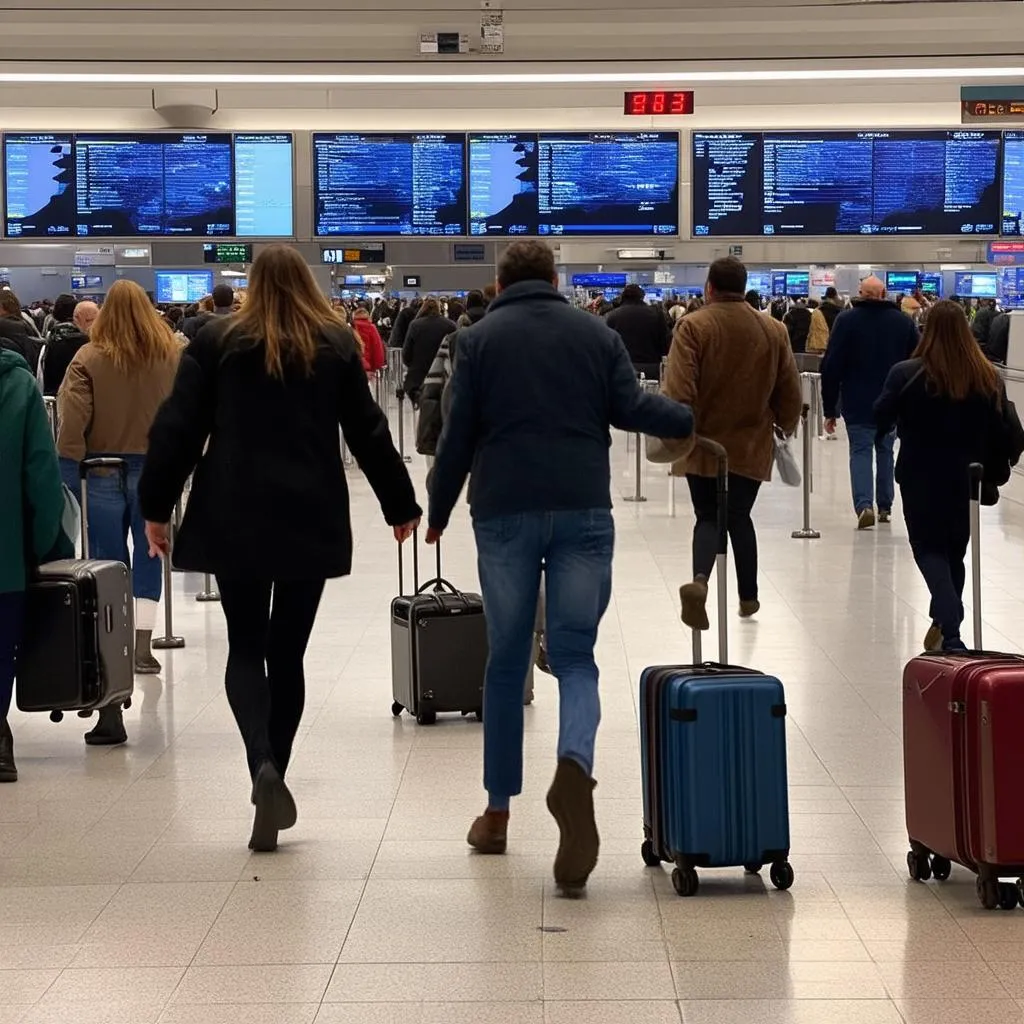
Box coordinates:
[903,464,1024,910]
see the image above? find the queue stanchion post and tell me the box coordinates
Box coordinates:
[196,572,220,603]
[44,396,57,440]
[624,376,654,504]
[667,470,677,518]
[791,403,821,540]
[397,389,412,464]
[154,500,185,650]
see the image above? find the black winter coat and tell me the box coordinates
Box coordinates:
[40,322,88,395]
[0,316,42,374]
[783,307,812,354]
[605,300,670,378]
[402,314,457,401]
[138,321,421,580]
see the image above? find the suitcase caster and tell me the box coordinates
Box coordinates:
[671,866,699,897]
[416,710,437,726]
[641,840,662,868]
[930,856,952,882]
[391,702,404,718]
[769,861,794,891]
[743,862,763,875]
[977,877,999,910]
[49,710,63,724]
[123,698,132,711]
[998,882,1019,911]
[907,850,932,883]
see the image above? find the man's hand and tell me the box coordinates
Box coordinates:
[425,526,443,545]
[145,521,170,559]
[824,418,837,435]
[393,519,420,544]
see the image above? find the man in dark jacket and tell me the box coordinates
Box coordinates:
[822,276,918,528]
[401,299,456,403]
[427,240,693,895]
[388,298,420,350]
[985,310,1011,364]
[971,299,998,349]
[181,284,234,342]
[605,284,670,381]
[39,294,90,395]
[819,287,845,332]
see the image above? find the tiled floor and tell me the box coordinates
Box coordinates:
[6,407,1024,1024]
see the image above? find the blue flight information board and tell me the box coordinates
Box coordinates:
[468,133,539,236]
[1001,131,1024,235]
[536,132,678,236]
[4,132,293,238]
[234,134,293,237]
[920,272,942,296]
[886,271,920,293]
[154,270,214,304]
[313,132,466,236]
[75,132,232,237]
[954,271,998,298]
[693,130,1001,236]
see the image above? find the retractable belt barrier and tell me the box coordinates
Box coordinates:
[624,377,662,504]
[791,398,821,541]
[153,499,185,651]
[43,396,57,441]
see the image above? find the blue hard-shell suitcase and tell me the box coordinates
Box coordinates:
[639,438,793,896]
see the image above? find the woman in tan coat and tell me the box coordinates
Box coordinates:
[662,257,802,628]
[57,280,182,743]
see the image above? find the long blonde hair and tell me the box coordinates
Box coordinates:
[230,244,346,377]
[89,280,179,374]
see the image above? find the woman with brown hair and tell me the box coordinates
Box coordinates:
[138,244,420,852]
[875,299,1021,652]
[57,279,182,742]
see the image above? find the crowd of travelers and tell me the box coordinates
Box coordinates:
[1,244,1022,893]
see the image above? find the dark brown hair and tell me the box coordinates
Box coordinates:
[914,299,1000,402]
[497,240,556,289]
[707,257,747,295]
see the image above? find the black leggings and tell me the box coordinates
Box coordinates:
[217,578,326,781]
[687,473,762,603]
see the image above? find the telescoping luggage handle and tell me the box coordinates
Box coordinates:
[78,457,129,559]
[970,462,984,651]
[397,531,473,609]
[693,436,729,666]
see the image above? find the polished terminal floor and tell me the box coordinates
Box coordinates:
[6,410,1024,1024]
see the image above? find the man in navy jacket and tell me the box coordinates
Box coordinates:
[822,275,918,529]
[427,240,693,896]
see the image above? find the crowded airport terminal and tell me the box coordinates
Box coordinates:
[6,3,1024,1021]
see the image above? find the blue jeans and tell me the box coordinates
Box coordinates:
[474,509,614,807]
[847,424,895,514]
[0,591,26,721]
[64,455,162,602]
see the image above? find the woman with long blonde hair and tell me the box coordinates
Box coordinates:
[57,279,182,743]
[876,299,1020,652]
[139,244,420,852]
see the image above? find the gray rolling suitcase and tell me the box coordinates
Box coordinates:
[17,458,135,719]
[390,536,488,725]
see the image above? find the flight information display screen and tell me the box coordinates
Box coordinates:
[954,271,998,298]
[1002,131,1024,236]
[75,133,233,237]
[155,270,214,304]
[233,133,293,237]
[692,130,1002,236]
[4,133,76,237]
[468,132,539,236]
[4,132,292,238]
[886,271,920,292]
[313,132,467,236]
[920,272,943,296]
[536,132,678,235]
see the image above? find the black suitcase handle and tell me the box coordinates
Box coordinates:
[397,529,445,598]
[78,457,129,557]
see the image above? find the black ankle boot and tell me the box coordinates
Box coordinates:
[0,718,17,782]
[84,705,128,746]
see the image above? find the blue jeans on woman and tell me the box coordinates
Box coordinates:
[473,509,614,809]
[63,455,162,601]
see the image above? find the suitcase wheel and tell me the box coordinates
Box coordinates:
[391,702,404,718]
[907,850,932,883]
[998,883,1020,911]
[49,710,63,724]
[641,840,662,868]
[475,708,483,723]
[416,710,437,726]
[671,866,699,898]
[976,877,1000,910]
[743,862,764,875]
[769,861,795,892]
[930,856,952,882]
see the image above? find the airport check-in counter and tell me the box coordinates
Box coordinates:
[1001,313,1024,478]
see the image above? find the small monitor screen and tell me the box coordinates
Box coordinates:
[785,271,810,295]
[537,131,679,236]
[746,270,771,294]
[885,271,920,293]
[954,271,998,298]
[313,132,467,236]
[920,272,943,297]
[155,270,214,304]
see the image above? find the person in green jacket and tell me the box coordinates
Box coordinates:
[0,348,73,782]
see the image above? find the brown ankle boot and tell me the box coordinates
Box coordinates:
[467,809,509,855]
[546,759,599,897]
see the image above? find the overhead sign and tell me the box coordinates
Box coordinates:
[453,243,486,262]
[987,240,1024,264]
[403,275,421,287]
[623,91,694,116]
[322,245,386,265]
[962,86,1024,122]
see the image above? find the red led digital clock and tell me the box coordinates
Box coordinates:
[623,90,694,116]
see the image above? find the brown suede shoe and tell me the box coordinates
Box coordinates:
[467,809,509,855]
[546,758,599,897]
[679,576,710,631]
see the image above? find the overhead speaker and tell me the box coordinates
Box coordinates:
[152,88,218,127]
